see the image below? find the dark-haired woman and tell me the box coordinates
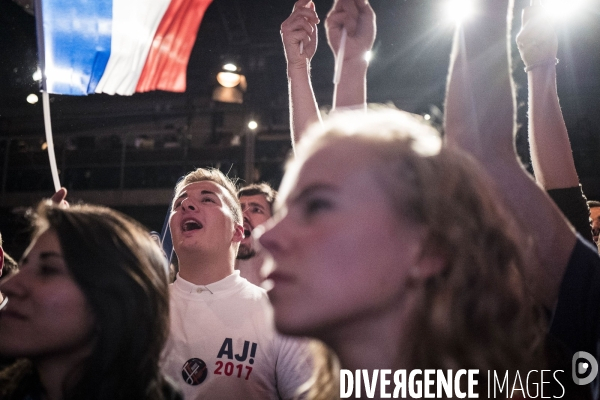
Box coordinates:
[0,202,181,400]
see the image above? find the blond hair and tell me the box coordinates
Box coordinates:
[175,168,242,226]
[295,108,544,398]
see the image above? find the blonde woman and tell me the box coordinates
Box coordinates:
[258,108,544,398]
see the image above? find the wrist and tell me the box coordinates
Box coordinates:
[525,58,559,73]
[337,57,369,78]
[287,59,311,78]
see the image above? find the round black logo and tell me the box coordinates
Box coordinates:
[182,358,208,385]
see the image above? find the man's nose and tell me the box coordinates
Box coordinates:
[182,198,196,211]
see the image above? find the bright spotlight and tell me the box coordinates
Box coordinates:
[248,121,258,130]
[445,0,475,24]
[223,63,237,72]
[364,51,373,63]
[424,114,431,121]
[26,94,38,104]
[32,67,42,82]
[543,0,586,20]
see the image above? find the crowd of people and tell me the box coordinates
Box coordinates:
[0,0,599,399]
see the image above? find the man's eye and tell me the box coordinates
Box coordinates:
[252,207,263,214]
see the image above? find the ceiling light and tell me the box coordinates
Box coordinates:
[27,94,39,104]
[445,0,475,24]
[32,67,42,82]
[543,0,587,20]
[223,63,237,72]
[217,72,242,88]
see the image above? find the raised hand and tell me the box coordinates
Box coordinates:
[516,5,558,70]
[325,0,375,62]
[281,0,320,71]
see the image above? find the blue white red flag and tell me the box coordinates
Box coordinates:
[35,0,213,95]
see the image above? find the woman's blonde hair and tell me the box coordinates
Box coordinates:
[295,107,544,398]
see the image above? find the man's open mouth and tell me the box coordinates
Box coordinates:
[243,223,253,239]
[182,219,203,232]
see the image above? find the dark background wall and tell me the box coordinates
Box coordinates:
[1,0,599,258]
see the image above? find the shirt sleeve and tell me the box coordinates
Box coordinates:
[274,335,313,400]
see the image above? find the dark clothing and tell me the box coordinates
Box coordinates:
[550,236,600,400]
[548,186,594,245]
[0,359,184,400]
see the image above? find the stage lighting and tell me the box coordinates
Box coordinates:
[445,0,475,24]
[217,63,244,88]
[27,94,39,104]
[543,0,587,20]
[424,114,431,121]
[217,72,242,88]
[248,121,258,130]
[32,67,42,82]
[214,61,248,103]
[364,51,373,62]
[223,63,237,72]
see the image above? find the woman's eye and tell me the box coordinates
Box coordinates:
[304,198,332,216]
[202,197,215,203]
[39,265,61,276]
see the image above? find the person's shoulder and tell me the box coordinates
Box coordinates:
[236,277,270,302]
[567,235,600,271]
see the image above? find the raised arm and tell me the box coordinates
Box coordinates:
[516,5,592,242]
[326,0,375,110]
[282,0,321,148]
[517,5,578,189]
[444,0,576,309]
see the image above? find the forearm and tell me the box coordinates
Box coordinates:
[445,7,515,160]
[333,58,368,111]
[288,62,322,149]
[528,66,579,189]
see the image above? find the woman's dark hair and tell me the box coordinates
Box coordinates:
[35,202,171,400]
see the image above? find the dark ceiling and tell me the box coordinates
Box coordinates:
[2,0,600,126]
[0,0,481,132]
[1,0,600,172]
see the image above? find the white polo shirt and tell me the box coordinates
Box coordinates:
[162,271,312,400]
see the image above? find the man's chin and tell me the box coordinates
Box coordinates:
[237,244,256,260]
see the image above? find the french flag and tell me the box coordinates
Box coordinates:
[34,0,213,96]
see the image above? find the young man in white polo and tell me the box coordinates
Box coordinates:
[161,168,311,400]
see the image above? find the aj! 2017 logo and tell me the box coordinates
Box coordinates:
[182,338,258,386]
